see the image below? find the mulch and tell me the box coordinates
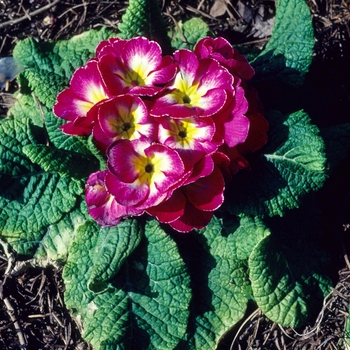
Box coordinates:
[1,1,350,349]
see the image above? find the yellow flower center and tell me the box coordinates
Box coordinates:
[173,72,202,106]
[122,56,148,87]
[168,119,198,149]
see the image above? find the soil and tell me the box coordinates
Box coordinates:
[1,1,350,349]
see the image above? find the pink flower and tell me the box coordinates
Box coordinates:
[92,95,157,152]
[86,170,143,226]
[106,138,186,209]
[151,49,233,118]
[97,36,177,96]
[53,35,267,233]
[194,37,255,81]
[53,60,111,135]
[157,116,219,169]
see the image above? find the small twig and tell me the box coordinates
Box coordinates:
[0,0,61,29]
[3,297,28,348]
[0,238,15,276]
[230,308,261,350]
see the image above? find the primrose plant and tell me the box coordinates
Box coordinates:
[53,35,267,232]
[1,0,350,349]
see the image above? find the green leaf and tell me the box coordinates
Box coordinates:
[176,216,250,349]
[226,110,328,217]
[63,219,191,349]
[34,205,88,262]
[87,219,143,293]
[228,215,271,261]
[170,18,211,50]
[9,93,44,127]
[252,0,314,85]
[13,28,115,109]
[118,0,172,54]
[13,28,114,78]
[249,233,331,327]
[22,144,99,179]
[0,116,84,255]
[44,111,93,155]
[0,116,37,176]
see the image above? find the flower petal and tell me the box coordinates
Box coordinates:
[169,201,214,233]
[194,36,255,80]
[146,190,186,223]
[105,170,149,206]
[54,60,110,124]
[86,170,143,226]
[185,166,224,211]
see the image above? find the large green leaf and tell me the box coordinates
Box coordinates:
[0,116,84,255]
[63,219,191,349]
[175,216,252,349]
[34,205,88,262]
[226,110,328,217]
[13,28,115,109]
[249,233,331,327]
[22,144,99,179]
[87,219,143,293]
[252,0,314,85]
[249,203,332,327]
[9,92,44,127]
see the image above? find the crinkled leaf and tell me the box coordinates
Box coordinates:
[226,215,271,261]
[34,205,88,262]
[249,233,332,327]
[0,173,83,255]
[0,116,37,176]
[170,18,212,50]
[44,111,93,155]
[88,219,143,293]
[226,110,328,217]
[0,116,84,255]
[13,28,114,78]
[22,144,99,179]
[63,219,191,349]
[9,93,44,127]
[19,69,68,108]
[118,0,172,54]
[13,28,115,109]
[252,0,314,85]
[175,216,250,349]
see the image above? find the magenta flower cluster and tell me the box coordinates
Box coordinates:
[53,36,268,232]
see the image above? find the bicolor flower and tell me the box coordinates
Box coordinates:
[86,170,143,226]
[54,59,111,135]
[97,36,177,96]
[151,49,233,119]
[157,116,219,169]
[194,37,255,81]
[92,95,157,152]
[106,138,185,209]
